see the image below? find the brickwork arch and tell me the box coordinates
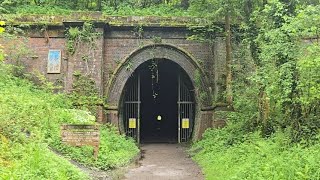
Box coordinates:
[106,44,213,140]
[106,44,212,107]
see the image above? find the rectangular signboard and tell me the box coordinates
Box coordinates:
[61,124,100,158]
[182,118,190,129]
[47,50,61,73]
[129,118,136,129]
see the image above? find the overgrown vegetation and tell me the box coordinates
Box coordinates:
[53,125,139,170]
[0,63,87,179]
[66,22,105,116]
[190,1,320,179]
[191,126,320,180]
[1,0,320,179]
[0,0,191,16]
[0,45,138,178]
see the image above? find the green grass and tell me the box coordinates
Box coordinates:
[0,63,139,179]
[15,5,74,15]
[102,4,191,17]
[0,142,87,180]
[191,126,320,180]
[6,4,192,17]
[52,125,139,170]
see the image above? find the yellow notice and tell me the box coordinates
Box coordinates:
[182,118,189,129]
[129,118,136,129]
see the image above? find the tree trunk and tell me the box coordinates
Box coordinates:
[225,13,233,105]
[180,0,189,9]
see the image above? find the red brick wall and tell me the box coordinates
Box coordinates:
[1,36,67,87]
[2,26,217,99]
[103,32,215,95]
[65,28,104,94]
[1,26,223,137]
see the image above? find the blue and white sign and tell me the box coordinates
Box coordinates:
[47,50,61,73]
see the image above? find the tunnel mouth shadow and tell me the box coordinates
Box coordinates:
[139,60,179,143]
[121,59,195,144]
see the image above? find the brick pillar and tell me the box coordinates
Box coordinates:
[106,109,119,126]
[212,105,230,128]
[212,111,227,128]
[96,105,105,123]
[198,110,214,138]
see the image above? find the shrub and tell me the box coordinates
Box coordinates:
[191,128,320,180]
[0,62,139,178]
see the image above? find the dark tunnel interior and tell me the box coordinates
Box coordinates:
[122,59,195,143]
[139,60,179,143]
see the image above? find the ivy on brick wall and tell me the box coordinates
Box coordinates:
[66,22,100,56]
[65,23,104,112]
[69,71,104,115]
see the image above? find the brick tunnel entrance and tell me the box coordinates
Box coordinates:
[121,59,195,143]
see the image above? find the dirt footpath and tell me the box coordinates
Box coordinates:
[123,144,204,180]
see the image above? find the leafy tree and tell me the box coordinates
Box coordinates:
[190,0,245,105]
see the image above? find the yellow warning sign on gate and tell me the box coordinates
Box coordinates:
[182,118,189,129]
[129,118,136,129]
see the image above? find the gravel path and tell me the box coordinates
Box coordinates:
[123,144,204,180]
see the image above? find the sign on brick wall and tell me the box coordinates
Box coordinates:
[47,50,61,73]
[61,124,100,158]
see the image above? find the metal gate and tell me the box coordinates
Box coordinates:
[178,73,194,143]
[123,74,140,144]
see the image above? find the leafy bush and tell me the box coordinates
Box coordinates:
[0,62,139,178]
[191,128,320,180]
[102,4,190,17]
[2,2,192,16]
[0,63,88,179]
[96,125,139,169]
[0,142,87,180]
[14,5,73,15]
[52,125,139,170]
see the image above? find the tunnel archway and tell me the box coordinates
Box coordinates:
[106,44,213,142]
[120,59,195,143]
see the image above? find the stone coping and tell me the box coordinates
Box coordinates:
[0,13,209,27]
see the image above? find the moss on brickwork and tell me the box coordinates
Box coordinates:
[0,13,208,27]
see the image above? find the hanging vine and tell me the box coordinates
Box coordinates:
[133,24,144,48]
[66,22,101,75]
[149,58,159,100]
[65,22,104,112]
[132,25,162,101]
[148,34,164,100]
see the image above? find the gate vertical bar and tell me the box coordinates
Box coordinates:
[133,76,136,139]
[178,71,195,143]
[137,73,140,144]
[178,73,181,143]
[184,88,186,141]
[123,74,141,143]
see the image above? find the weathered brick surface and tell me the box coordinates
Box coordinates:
[1,36,67,87]
[103,28,216,97]
[214,37,227,101]
[66,28,104,95]
[2,24,228,141]
[194,110,214,140]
